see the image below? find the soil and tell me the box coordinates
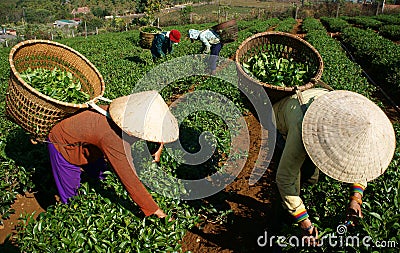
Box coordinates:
[0,192,46,252]
[180,111,280,253]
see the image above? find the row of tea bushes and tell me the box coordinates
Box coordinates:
[302,17,375,96]
[321,15,400,41]
[273,17,297,33]
[372,13,400,25]
[340,26,400,90]
[320,17,350,33]
[378,24,400,41]
[342,15,383,30]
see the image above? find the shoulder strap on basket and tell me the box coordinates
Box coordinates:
[294,86,307,115]
[87,97,112,118]
[295,80,334,116]
[311,78,334,91]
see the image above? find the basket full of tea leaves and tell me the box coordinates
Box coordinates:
[236,32,324,104]
[6,40,105,142]
[139,26,162,49]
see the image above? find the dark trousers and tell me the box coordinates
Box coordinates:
[209,43,223,72]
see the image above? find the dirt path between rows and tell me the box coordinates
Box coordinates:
[181,111,279,253]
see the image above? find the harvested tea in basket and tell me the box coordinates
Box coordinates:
[20,67,90,104]
[141,26,161,33]
[241,50,315,88]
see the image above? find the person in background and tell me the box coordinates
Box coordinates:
[47,90,179,219]
[272,88,395,245]
[188,28,223,75]
[151,29,181,62]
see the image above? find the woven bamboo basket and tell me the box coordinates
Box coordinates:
[212,19,238,43]
[6,40,105,142]
[235,32,324,104]
[139,26,162,49]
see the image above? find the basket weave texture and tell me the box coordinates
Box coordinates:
[6,40,105,142]
[139,26,162,49]
[212,19,238,43]
[235,32,324,104]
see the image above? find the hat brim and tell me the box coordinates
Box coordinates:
[302,90,396,183]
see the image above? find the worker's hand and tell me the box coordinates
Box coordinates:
[345,195,363,226]
[154,208,167,219]
[154,208,174,222]
[152,143,164,163]
[203,45,211,54]
[300,218,318,246]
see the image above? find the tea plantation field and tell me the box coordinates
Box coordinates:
[0,17,399,252]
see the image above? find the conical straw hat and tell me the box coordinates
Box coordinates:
[109,90,179,143]
[302,90,396,183]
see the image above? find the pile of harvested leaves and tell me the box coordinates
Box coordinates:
[242,52,313,87]
[20,67,90,104]
[141,27,161,33]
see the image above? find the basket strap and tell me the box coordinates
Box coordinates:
[311,78,334,91]
[97,96,113,103]
[294,86,307,115]
[87,101,110,118]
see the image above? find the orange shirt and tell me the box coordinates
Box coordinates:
[48,106,159,216]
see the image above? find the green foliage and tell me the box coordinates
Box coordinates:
[141,26,161,33]
[303,27,375,98]
[341,26,400,90]
[136,0,163,25]
[77,15,106,32]
[0,0,138,24]
[373,14,400,25]
[379,24,400,41]
[25,8,53,24]
[91,6,111,18]
[320,16,350,33]
[0,160,35,226]
[343,16,383,30]
[274,17,297,33]
[0,47,38,226]
[14,180,199,252]
[302,17,326,33]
